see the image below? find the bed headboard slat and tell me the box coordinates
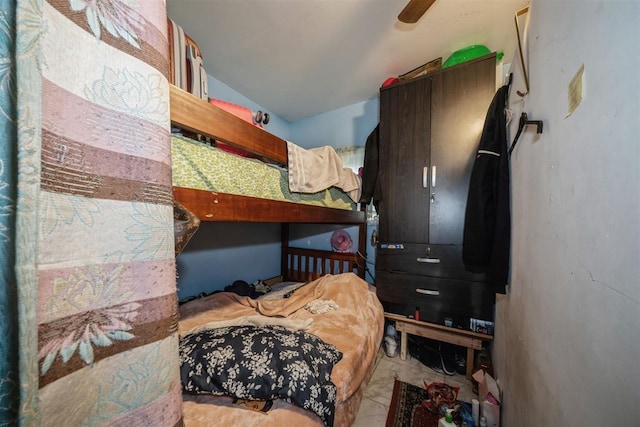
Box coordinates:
[283,247,361,282]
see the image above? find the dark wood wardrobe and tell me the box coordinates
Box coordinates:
[375,53,498,330]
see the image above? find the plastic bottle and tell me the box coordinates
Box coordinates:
[438,408,456,427]
[472,399,480,426]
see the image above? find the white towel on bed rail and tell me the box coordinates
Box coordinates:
[287,141,361,202]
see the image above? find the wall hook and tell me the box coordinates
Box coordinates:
[508,112,543,156]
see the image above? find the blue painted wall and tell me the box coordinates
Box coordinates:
[206,75,291,140]
[289,97,379,149]
[287,98,380,283]
[176,223,282,300]
[176,74,379,299]
[287,223,378,284]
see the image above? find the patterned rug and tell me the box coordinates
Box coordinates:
[385,380,439,427]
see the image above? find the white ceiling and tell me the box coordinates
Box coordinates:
[166,0,528,122]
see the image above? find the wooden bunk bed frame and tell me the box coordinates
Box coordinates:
[170,85,368,279]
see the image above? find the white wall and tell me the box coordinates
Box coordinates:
[493,1,640,425]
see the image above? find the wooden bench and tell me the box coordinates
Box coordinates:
[384,312,493,380]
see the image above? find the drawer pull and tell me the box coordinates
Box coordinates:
[416,257,440,264]
[416,288,440,296]
[422,166,428,188]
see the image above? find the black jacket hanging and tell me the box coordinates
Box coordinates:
[359,124,381,211]
[462,84,510,294]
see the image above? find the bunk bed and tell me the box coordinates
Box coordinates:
[170,84,368,279]
[170,85,384,426]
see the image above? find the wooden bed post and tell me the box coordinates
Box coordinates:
[281,223,290,280]
[357,203,368,280]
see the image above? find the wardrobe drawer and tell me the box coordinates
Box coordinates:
[375,271,495,328]
[376,243,486,282]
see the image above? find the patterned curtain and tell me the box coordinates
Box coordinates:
[4,0,183,424]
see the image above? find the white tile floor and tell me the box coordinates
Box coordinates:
[352,346,476,427]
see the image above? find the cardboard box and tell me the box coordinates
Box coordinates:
[470,318,495,335]
[398,57,442,80]
[472,369,501,427]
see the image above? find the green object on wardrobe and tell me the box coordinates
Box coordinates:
[443,45,502,68]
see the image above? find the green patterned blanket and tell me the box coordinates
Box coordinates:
[172,135,356,210]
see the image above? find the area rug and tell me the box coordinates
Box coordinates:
[385,380,439,427]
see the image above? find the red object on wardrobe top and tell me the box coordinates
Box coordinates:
[381,77,399,87]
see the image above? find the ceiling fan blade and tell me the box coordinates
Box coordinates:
[398,0,438,24]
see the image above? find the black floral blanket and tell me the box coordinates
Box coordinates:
[179,324,343,427]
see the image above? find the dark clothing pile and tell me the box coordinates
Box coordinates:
[223,280,264,298]
[178,280,270,305]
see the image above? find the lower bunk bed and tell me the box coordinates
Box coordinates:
[178,270,384,426]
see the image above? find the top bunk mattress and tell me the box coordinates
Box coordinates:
[172,134,357,211]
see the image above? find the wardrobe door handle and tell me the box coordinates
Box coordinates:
[416,288,440,296]
[431,165,437,187]
[417,257,440,264]
[422,166,428,188]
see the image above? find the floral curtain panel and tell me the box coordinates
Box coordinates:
[3,0,182,424]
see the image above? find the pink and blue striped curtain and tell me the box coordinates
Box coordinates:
[2,0,182,424]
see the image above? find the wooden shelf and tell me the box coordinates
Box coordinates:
[384,312,492,380]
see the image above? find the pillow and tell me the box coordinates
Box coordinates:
[179,325,342,427]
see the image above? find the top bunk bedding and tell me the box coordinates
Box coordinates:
[172,135,355,210]
[170,85,366,224]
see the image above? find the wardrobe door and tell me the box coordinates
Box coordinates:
[428,55,496,245]
[378,77,432,244]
